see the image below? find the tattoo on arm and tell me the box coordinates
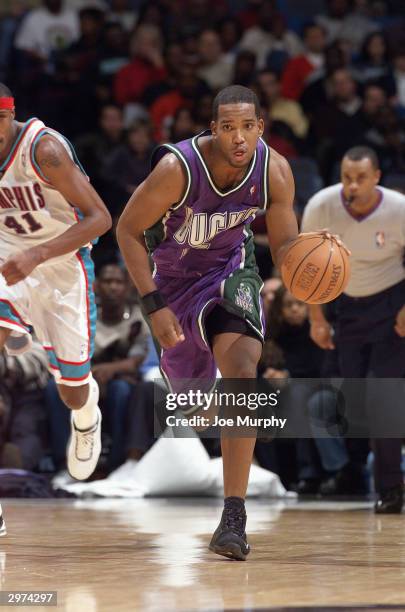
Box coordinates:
[38,141,63,169]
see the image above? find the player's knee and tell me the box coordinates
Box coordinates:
[57,383,89,410]
[229,360,257,379]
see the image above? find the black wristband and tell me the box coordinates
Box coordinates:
[141,290,167,315]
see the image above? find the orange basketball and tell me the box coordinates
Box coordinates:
[280,233,351,304]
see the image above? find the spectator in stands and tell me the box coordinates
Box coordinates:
[105,119,155,199]
[217,17,243,63]
[232,50,257,88]
[0,342,50,471]
[95,22,129,98]
[114,24,167,107]
[281,23,327,101]
[14,0,79,67]
[311,68,363,180]
[316,0,377,52]
[107,0,137,32]
[169,107,196,142]
[257,69,308,139]
[149,62,211,142]
[239,0,302,70]
[46,264,150,474]
[0,1,28,82]
[74,104,124,213]
[300,40,350,116]
[391,48,405,111]
[197,29,233,91]
[364,105,405,175]
[264,286,350,496]
[355,31,391,86]
[63,7,104,77]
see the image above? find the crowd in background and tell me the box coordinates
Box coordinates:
[0,0,405,496]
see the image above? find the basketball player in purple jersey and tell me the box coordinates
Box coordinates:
[0,84,111,535]
[117,86,298,560]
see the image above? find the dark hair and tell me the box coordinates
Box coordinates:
[0,83,13,98]
[343,146,380,169]
[302,21,325,39]
[97,262,128,280]
[212,85,261,120]
[360,31,389,64]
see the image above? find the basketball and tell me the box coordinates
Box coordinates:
[280,233,350,304]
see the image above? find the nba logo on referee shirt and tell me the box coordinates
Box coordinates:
[375,231,385,248]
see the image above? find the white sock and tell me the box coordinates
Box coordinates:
[73,377,99,430]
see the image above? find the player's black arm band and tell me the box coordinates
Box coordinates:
[141,290,167,315]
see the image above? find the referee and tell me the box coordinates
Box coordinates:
[302,146,405,513]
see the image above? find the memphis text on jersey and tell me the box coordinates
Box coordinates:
[0,182,45,211]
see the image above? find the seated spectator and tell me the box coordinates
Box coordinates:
[232,50,257,88]
[0,341,50,471]
[46,264,150,474]
[95,21,129,96]
[107,0,138,32]
[311,68,363,180]
[105,119,155,199]
[257,69,308,139]
[239,0,302,70]
[364,105,405,175]
[0,1,28,82]
[354,31,391,86]
[114,23,167,107]
[62,6,104,77]
[149,62,211,142]
[74,104,125,213]
[169,107,197,142]
[391,48,405,112]
[316,0,377,53]
[300,40,350,116]
[263,286,350,496]
[196,29,233,91]
[281,23,327,100]
[14,0,79,69]
[217,17,243,63]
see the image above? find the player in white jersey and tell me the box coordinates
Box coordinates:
[302,146,405,514]
[0,84,112,534]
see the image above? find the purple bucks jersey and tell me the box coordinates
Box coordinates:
[145,130,270,280]
[145,130,270,395]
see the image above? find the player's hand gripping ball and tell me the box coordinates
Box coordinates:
[280,231,351,304]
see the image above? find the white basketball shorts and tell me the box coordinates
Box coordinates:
[0,247,95,386]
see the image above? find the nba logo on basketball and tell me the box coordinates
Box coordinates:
[375,231,385,248]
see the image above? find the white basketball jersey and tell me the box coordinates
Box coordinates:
[0,117,85,265]
[302,184,405,297]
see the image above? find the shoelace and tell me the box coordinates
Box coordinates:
[75,424,97,458]
[223,507,246,536]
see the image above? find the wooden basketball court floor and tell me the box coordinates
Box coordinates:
[1,498,405,611]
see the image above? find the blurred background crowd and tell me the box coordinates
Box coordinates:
[0,0,405,498]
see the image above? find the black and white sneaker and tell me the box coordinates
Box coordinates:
[0,505,7,537]
[209,498,250,561]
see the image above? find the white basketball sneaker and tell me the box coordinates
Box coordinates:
[0,505,6,536]
[67,408,102,480]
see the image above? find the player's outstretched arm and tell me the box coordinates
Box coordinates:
[265,148,298,269]
[0,135,112,285]
[116,153,187,349]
